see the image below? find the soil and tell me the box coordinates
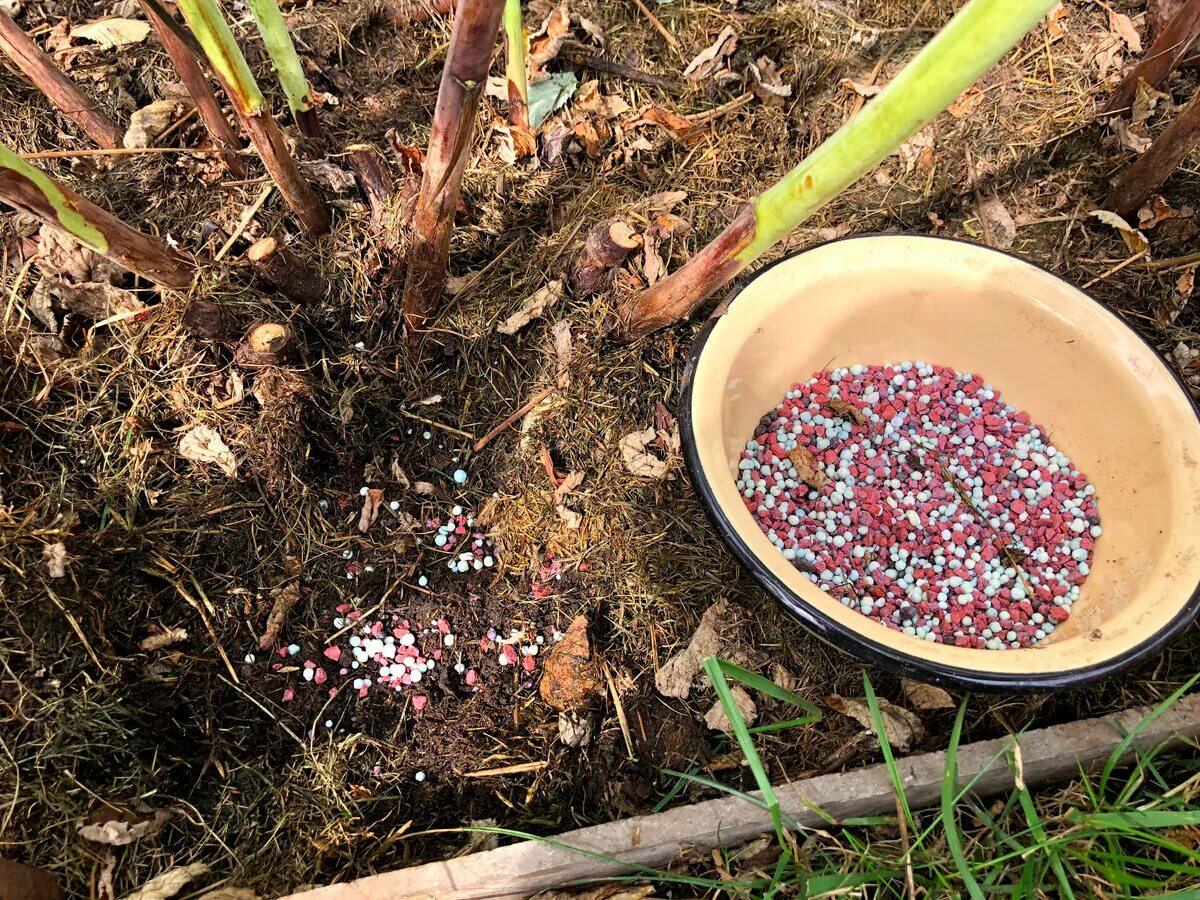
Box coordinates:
[2,0,1199,896]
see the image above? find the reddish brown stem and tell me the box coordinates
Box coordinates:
[0,170,196,289]
[296,106,322,143]
[138,0,246,177]
[0,12,122,148]
[239,109,330,236]
[246,236,329,305]
[1102,1,1200,119]
[617,205,757,341]
[401,0,506,332]
[1106,88,1200,215]
[347,143,395,234]
[393,0,453,25]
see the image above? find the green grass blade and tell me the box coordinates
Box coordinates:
[861,673,913,828]
[0,144,107,250]
[1013,756,1075,899]
[713,659,822,722]
[1079,810,1200,830]
[940,696,986,900]
[1099,673,1200,796]
[246,0,315,119]
[703,656,785,845]
[175,0,265,115]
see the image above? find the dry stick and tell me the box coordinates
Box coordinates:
[0,169,195,288]
[473,384,556,451]
[138,0,246,177]
[392,0,453,25]
[215,184,274,261]
[561,51,681,93]
[1106,88,1200,215]
[19,146,228,159]
[346,143,395,235]
[1102,0,1200,119]
[0,12,122,148]
[245,236,329,305]
[401,0,506,333]
[630,0,679,51]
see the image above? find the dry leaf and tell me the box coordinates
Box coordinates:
[748,57,790,102]
[842,79,881,98]
[124,96,190,148]
[786,444,829,490]
[298,161,356,192]
[627,105,697,143]
[1139,195,1175,229]
[259,570,301,651]
[900,678,955,710]
[36,225,122,284]
[43,541,67,578]
[1046,3,1069,39]
[357,487,384,532]
[826,695,925,752]
[71,17,150,48]
[1090,209,1150,253]
[197,890,259,900]
[539,615,603,710]
[496,279,565,334]
[896,128,934,175]
[620,417,679,479]
[78,811,170,846]
[705,686,757,732]
[1109,10,1143,53]
[1109,117,1152,153]
[558,710,593,746]
[1177,266,1196,301]
[978,195,1017,249]
[139,626,188,651]
[1132,78,1170,125]
[655,599,727,699]
[0,858,60,900]
[550,319,573,387]
[947,86,984,118]
[178,425,237,477]
[553,470,584,529]
[575,14,605,46]
[528,0,569,73]
[684,25,737,82]
[646,190,687,212]
[123,863,210,900]
[49,280,146,321]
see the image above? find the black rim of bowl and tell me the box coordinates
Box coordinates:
[678,234,1200,692]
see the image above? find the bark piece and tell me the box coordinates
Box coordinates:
[569,219,640,296]
[346,143,395,236]
[704,686,757,733]
[181,298,226,340]
[539,615,603,711]
[401,0,507,332]
[496,278,564,334]
[246,237,329,305]
[0,12,122,148]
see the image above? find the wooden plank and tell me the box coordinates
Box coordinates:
[280,694,1200,900]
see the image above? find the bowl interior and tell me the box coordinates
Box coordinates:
[687,235,1200,683]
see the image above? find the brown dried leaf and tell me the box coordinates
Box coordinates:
[842,78,881,98]
[787,444,830,489]
[748,56,791,103]
[1138,195,1175,229]
[1132,78,1171,125]
[528,0,569,73]
[1109,10,1143,53]
[139,626,188,651]
[1046,3,1069,39]
[826,695,925,752]
[124,96,189,148]
[258,565,301,650]
[357,487,385,532]
[539,615,603,710]
[550,319,573,387]
[36,225,122,284]
[620,416,679,479]
[627,105,697,143]
[558,709,593,746]
[655,600,727,699]
[646,190,688,213]
[197,890,260,900]
[553,470,584,529]
[50,280,145,320]
[1177,266,1196,302]
[178,425,237,477]
[1091,209,1150,253]
[900,677,955,710]
[978,195,1017,249]
[947,86,984,118]
[298,160,356,192]
[124,863,210,900]
[704,686,757,732]
[683,25,737,82]
[70,17,150,48]
[825,398,867,425]
[574,81,630,118]
[78,810,170,846]
[43,541,67,578]
[496,278,565,334]
[575,14,605,47]
[1110,117,1152,154]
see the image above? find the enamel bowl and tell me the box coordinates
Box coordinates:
[679,235,1200,691]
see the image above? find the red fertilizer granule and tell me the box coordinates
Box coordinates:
[737,361,1100,650]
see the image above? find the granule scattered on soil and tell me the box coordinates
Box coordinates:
[739,361,1101,649]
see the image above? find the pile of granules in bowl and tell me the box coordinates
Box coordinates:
[737,361,1100,650]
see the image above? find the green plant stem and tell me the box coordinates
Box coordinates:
[175,0,329,235]
[617,0,1059,340]
[0,144,196,288]
[246,0,321,140]
[502,0,529,131]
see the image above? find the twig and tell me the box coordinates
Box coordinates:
[941,464,1033,597]
[895,790,916,900]
[602,659,635,761]
[215,184,274,261]
[684,92,754,125]
[473,384,557,452]
[397,407,475,440]
[176,582,240,683]
[630,0,679,51]
[464,761,548,778]
[1081,250,1147,289]
[562,51,681,93]
[1145,249,1200,271]
[964,148,993,248]
[18,146,228,160]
